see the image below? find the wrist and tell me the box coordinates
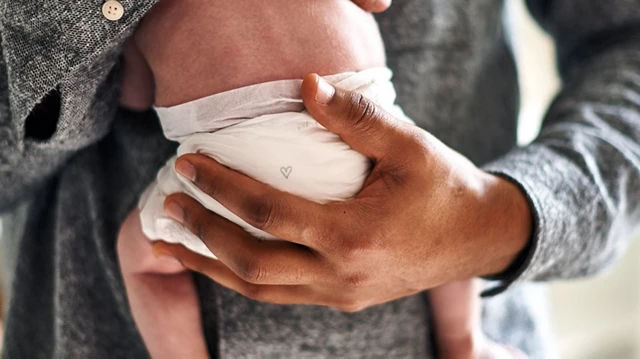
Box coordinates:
[476,172,533,277]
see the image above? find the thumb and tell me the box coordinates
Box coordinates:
[301,73,409,160]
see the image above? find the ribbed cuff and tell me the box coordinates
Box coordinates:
[477,145,551,296]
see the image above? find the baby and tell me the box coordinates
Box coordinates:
[117,0,522,358]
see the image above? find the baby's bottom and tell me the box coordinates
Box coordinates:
[117,209,210,359]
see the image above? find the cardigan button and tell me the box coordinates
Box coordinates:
[102,1,124,21]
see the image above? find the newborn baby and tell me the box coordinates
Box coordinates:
[117,1,520,358]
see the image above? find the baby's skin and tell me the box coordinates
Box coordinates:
[121,0,384,108]
[117,1,522,358]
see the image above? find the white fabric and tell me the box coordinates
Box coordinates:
[139,67,412,258]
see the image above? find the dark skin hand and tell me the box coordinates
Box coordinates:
[153,73,532,312]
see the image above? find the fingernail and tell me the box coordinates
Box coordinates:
[175,159,196,181]
[315,76,335,104]
[165,200,184,223]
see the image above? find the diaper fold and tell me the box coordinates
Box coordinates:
[140,67,412,259]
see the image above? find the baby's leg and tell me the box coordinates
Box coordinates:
[117,209,210,359]
[430,279,481,358]
[429,279,527,359]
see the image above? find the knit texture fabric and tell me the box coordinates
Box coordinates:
[2,0,640,357]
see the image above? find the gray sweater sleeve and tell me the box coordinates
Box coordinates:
[483,0,640,291]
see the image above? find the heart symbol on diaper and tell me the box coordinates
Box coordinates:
[280,166,293,179]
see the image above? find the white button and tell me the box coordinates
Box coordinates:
[102,1,124,21]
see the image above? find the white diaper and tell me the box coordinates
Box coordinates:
[139,67,412,258]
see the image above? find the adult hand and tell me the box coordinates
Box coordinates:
[350,0,391,13]
[154,74,532,312]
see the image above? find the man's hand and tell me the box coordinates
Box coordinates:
[153,74,532,311]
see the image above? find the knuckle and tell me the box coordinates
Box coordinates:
[341,244,361,262]
[192,220,210,241]
[345,92,378,130]
[235,257,269,284]
[305,224,338,252]
[299,223,319,246]
[340,237,374,261]
[343,272,370,289]
[183,208,214,241]
[243,195,277,231]
[192,171,220,199]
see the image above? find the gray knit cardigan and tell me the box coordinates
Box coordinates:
[1,0,640,358]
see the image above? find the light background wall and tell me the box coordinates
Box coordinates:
[507,0,640,358]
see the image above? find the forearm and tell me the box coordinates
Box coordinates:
[483,36,640,289]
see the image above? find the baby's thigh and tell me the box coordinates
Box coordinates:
[117,208,186,275]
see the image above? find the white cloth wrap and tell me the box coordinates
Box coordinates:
[139,68,412,258]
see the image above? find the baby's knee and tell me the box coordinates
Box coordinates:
[117,209,186,275]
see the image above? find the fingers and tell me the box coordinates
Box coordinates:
[152,242,333,306]
[351,0,391,13]
[173,154,335,248]
[300,73,412,161]
[164,193,328,285]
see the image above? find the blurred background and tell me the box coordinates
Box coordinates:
[0,0,639,357]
